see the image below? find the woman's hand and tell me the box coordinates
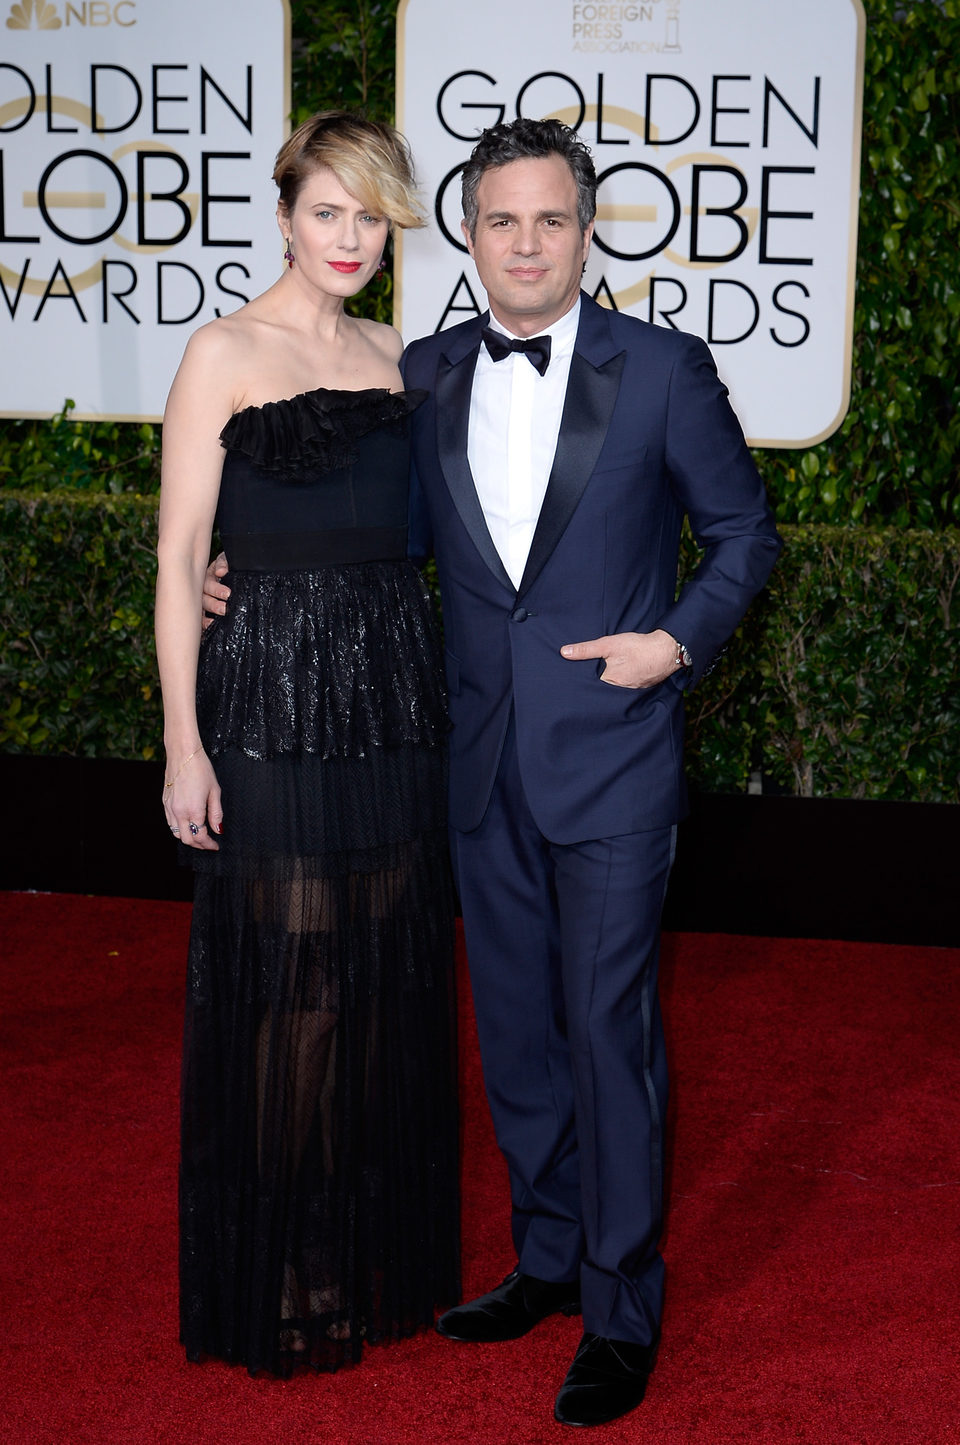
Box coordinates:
[162,746,223,850]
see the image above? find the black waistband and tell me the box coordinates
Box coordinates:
[220,526,408,571]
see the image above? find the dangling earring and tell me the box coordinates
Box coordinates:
[284,239,295,269]
[376,256,385,279]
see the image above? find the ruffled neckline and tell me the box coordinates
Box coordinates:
[220,387,426,479]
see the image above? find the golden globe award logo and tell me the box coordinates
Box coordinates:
[398,0,865,448]
[0,0,290,420]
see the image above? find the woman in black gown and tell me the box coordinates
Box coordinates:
[155,112,458,1377]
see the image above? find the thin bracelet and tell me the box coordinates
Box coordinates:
[164,745,204,789]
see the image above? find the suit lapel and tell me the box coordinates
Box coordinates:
[517,298,625,600]
[435,318,514,593]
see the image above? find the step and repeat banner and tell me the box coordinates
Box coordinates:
[0,0,289,419]
[397,0,865,447]
[2,0,865,439]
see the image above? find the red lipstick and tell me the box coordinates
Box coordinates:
[328,261,363,273]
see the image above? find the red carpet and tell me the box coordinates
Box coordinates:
[1,892,958,1444]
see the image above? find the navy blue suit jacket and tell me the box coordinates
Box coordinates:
[403,293,781,843]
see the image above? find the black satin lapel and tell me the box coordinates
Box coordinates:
[517,348,626,599]
[435,352,514,593]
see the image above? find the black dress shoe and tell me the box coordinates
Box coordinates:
[436,1269,581,1342]
[554,1330,660,1427]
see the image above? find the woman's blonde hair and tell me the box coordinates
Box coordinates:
[274,111,425,230]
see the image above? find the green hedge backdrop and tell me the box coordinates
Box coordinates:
[1,0,957,801]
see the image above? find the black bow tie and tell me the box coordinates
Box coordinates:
[481,326,552,376]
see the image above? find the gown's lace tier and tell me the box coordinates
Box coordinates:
[197,561,447,766]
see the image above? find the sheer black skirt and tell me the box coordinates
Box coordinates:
[179,562,459,1376]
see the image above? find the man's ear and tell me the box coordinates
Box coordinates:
[461,218,475,258]
[581,219,595,266]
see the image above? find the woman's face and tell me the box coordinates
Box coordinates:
[279,165,389,297]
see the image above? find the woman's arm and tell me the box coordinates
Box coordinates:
[155,326,236,850]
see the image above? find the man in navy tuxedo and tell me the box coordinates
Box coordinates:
[401,118,781,1428]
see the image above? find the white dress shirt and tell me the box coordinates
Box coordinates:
[468,299,581,591]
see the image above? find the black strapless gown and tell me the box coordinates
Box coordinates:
[178,388,459,1377]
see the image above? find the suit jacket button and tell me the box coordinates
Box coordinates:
[510,606,529,623]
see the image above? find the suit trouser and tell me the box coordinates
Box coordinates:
[449,715,672,1346]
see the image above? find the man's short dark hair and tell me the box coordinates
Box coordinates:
[461,118,597,240]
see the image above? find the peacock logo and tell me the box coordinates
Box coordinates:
[5,0,137,26]
[6,0,62,26]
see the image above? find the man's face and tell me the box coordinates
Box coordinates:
[462,154,593,336]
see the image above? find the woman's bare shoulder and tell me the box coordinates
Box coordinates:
[185,303,270,360]
[164,315,255,429]
[174,313,243,376]
[172,305,279,408]
[354,316,404,365]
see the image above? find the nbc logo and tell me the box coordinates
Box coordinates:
[6,0,61,26]
[5,0,136,25]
